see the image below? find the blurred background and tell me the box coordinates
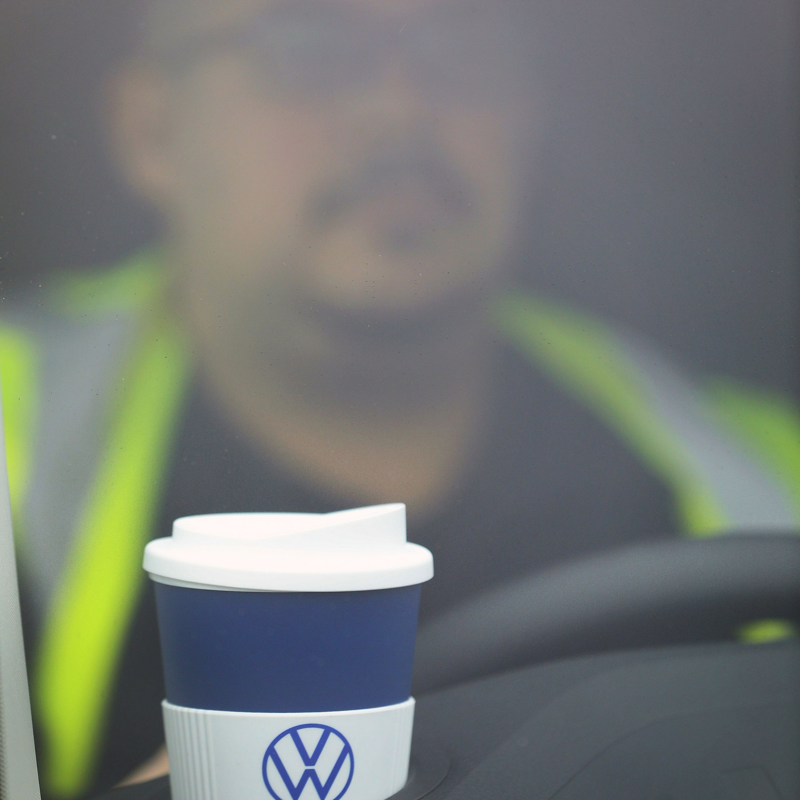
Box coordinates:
[1,0,798,396]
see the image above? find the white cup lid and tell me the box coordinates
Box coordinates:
[143,503,433,591]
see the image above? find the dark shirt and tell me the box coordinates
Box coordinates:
[91,343,676,795]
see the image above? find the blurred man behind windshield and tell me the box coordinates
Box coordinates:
[9,0,799,797]
[112,0,537,518]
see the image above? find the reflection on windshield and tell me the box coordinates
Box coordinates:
[1,0,798,797]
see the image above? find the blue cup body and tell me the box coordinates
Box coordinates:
[153,582,421,713]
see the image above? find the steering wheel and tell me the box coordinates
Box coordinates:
[412,534,800,693]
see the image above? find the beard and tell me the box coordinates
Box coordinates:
[206,259,495,417]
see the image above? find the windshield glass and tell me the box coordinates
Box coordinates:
[1,1,798,798]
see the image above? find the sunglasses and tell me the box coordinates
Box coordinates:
[156,3,534,104]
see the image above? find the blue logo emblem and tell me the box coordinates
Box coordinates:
[263,724,355,800]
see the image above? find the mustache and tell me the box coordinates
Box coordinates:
[307,148,476,225]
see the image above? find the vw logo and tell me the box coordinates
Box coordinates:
[262,724,355,800]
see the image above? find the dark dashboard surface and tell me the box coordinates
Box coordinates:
[97,640,799,800]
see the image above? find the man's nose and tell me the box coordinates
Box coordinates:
[357,57,435,136]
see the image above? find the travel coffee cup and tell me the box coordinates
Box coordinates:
[143,504,432,800]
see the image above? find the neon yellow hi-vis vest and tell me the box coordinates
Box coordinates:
[1,250,799,799]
